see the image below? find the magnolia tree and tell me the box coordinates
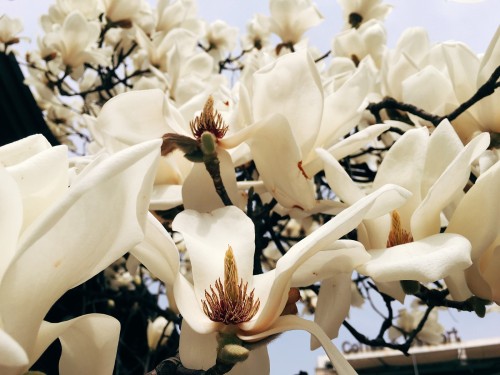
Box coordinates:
[1,0,499,374]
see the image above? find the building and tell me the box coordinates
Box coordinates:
[316,336,500,375]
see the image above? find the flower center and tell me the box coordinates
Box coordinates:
[190,96,229,140]
[201,246,260,325]
[386,210,413,248]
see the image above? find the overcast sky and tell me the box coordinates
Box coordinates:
[2,0,499,374]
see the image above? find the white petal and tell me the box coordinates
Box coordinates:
[421,119,463,198]
[0,329,28,370]
[247,113,315,210]
[446,160,500,259]
[0,140,160,353]
[0,167,22,282]
[312,273,352,348]
[179,320,218,370]
[6,145,68,231]
[182,148,242,212]
[317,148,365,206]
[172,206,255,299]
[34,315,119,375]
[291,240,368,286]
[411,132,490,239]
[252,50,323,159]
[244,184,409,332]
[358,234,472,282]
[130,213,180,286]
[0,134,51,166]
[374,127,429,231]
[239,315,356,375]
[173,273,218,335]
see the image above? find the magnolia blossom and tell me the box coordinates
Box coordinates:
[266,0,323,45]
[89,89,241,212]
[43,10,108,76]
[131,184,410,374]
[320,120,490,300]
[0,135,161,374]
[0,15,23,51]
[383,26,500,142]
[230,49,384,212]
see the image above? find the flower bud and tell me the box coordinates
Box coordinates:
[218,344,250,364]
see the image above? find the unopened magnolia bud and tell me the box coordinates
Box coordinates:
[400,280,420,295]
[218,344,250,364]
[200,132,217,156]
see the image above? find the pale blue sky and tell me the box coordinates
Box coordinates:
[2,0,500,374]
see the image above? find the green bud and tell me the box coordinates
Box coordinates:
[200,132,217,156]
[218,344,250,364]
[400,280,420,295]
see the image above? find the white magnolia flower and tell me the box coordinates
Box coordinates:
[131,184,410,374]
[0,15,23,51]
[384,26,500,142]
[89,89,240,212]
[320,120,490,300]
[0,135,161,374]
[267,0,323,45]
[43,10,109,75]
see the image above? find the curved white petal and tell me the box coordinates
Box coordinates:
[0,140,161,354]
[446,160,500,259]
[239,315,356,375]
[149,184,183,210]
[312,273,352,349]
[291,240,368,287]
[411,132,490,239]
[318,148,365,206]
[94,89,185,151]
[357,233,472,283]
[421,119,463,198]
[374,127,429,231]
[172,206,255,299]
[0,167,22,282]
[34,315,119,375]
[0,134,51,166]
[252,50,323,159]
[244,184,409,333]
[173,273,218,335]
[6,145,68,231]
[130,213,180,286]
[179,320,218,370]
[0,329,28,370]
[316,63,375,151]
[247,113,315,210]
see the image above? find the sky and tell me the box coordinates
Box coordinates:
[2,0,500,374]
